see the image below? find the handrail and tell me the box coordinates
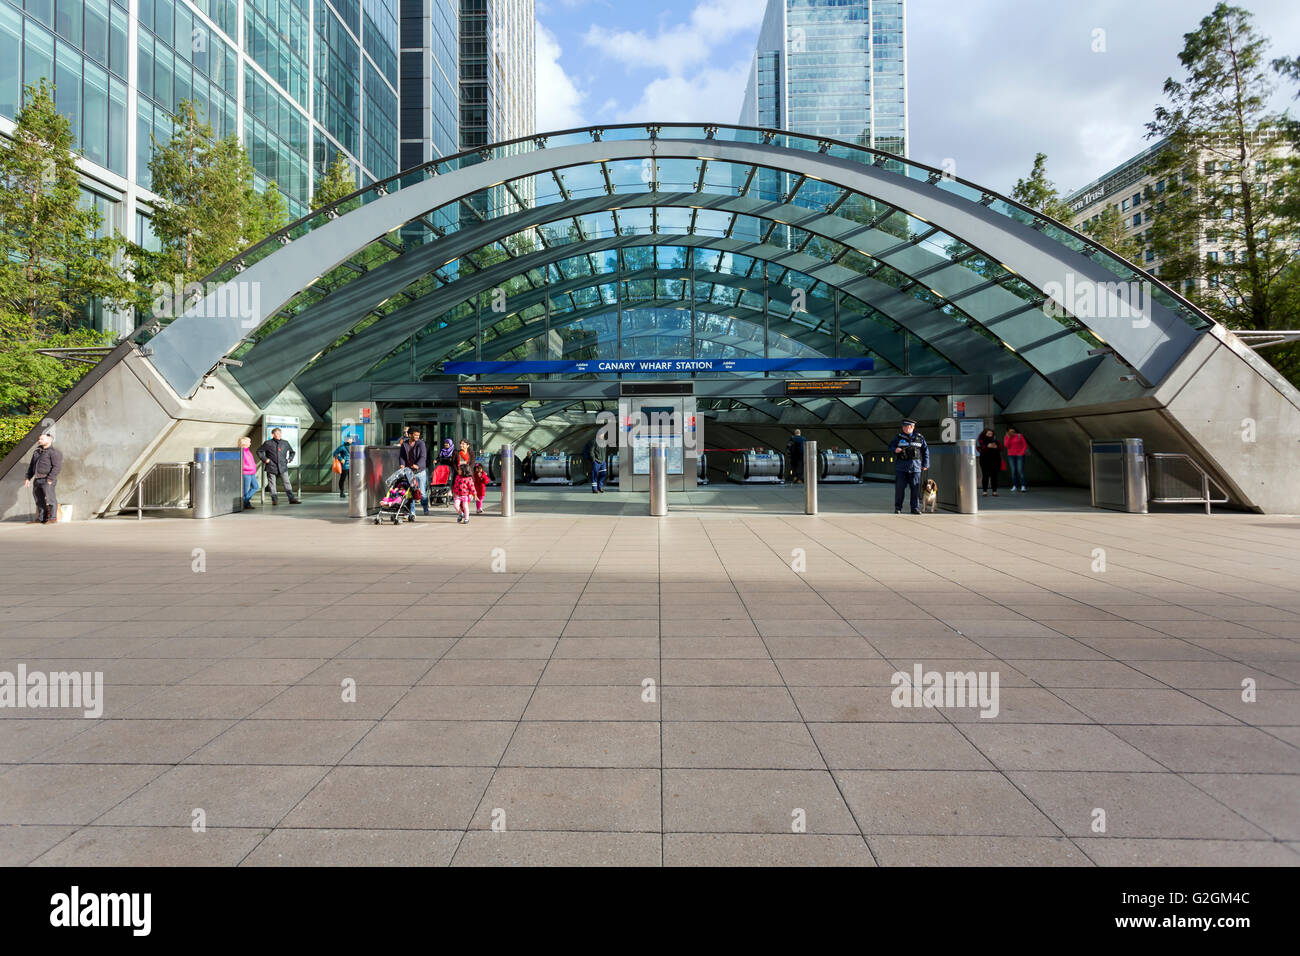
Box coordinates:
[1147,453,1229,515]
[119,461,192,519]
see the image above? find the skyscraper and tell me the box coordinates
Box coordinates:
[458,0,533,153]
[399,0,459,168]
[739,0,908,156]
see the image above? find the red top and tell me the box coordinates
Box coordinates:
[1004,433,1028,456]
[452,475,476,497]
[473,473,490,495]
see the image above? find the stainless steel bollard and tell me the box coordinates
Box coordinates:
[955,438,979,514]
[804,440,818,515]
[1122,438,1149,514]
[649,445,668,516]
[500,443,515,517]
[348,444,367,517]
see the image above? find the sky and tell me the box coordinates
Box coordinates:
[534,0,1300,196]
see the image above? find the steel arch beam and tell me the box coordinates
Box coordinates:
[148,136,1200,400]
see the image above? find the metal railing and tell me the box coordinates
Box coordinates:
[119,462,192,519]
[1147,453,1229,515]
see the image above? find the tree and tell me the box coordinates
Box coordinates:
[127,100,287,318]
[311,154,358,212]
[1010,153,1073,223]
[1144,3,1298,333]
[1081,203,1143,266]
[0,81,127,414]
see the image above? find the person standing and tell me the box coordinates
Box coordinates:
[24,432,63,524]
[977,427,1003,497]
[1004,426,1028,492]
[890,419,929,514]
[331,435,354,499]
[587,429,607,494]
[472,462,491,514]
[257,428,300,505]
[239,437,259,510]
[452,463,477,524]
[786,429,807,484]
[403,427,430,516]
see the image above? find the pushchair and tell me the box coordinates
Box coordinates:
[428,463,453,509]
[374,467,421,524]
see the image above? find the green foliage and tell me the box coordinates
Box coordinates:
[1010,153,1073,222]
[0,80,127,414]
[1081,204,1143,266]
[311,155,359,212]
[0,414,43,459]
[126,100,287,317]
[1144,3,1300,333]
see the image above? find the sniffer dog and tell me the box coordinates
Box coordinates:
[921,478,939,513]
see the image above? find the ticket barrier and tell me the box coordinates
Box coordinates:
[728,450,785,484]
[483,452,524,484]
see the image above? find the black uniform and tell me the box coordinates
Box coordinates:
[26,444,63,523]
[257,437,298,502]
[891,430,930,513]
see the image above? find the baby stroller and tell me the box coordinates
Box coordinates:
[428,463,453,509]
[374,467,421,524]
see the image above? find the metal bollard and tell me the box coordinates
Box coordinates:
[348,444,367,518]
[649,445,668,516]
[500,443,515,517]
[804,440,818,515]
[955,438,979,514]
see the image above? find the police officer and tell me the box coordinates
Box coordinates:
[891,419,929,514]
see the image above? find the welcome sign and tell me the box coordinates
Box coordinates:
[444,357,875,375]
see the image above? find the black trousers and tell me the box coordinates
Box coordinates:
[894,471,920,512]
[981,460,1000,493]
[33,479,57,521]
[338,471,349,495]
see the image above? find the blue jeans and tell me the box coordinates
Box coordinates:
[1007,456,1025,486]
[591,461,605,491]
[242,473,258,503]
[414,468,430,513]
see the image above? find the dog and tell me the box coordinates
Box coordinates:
[921,478,939,513]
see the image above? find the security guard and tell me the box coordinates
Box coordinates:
[891,419,930,514]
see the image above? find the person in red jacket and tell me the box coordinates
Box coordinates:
[1004,427,1029,492]
[472,462,491,515]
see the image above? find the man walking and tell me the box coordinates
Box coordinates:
[587,429,607,494]
[891,418,929,514]
[24,432,63,523]
[332,435,354,499]
[787,429,807,484]
[257,427,300,505]
[402,426,430,516]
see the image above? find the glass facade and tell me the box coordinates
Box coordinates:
[739,0,908,157]
[0,0,401,247]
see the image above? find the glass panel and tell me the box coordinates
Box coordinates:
[54,0,81,46]
[27,0,54,29]
[108,3,126,76]
[23,21,54,93]
[83,0,107,65]
[0,3,20,117]
[53,38,81,133]
[107,73,125,173]
[81,58,107,165]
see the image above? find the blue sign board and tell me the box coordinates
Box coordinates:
[444,357,875,375]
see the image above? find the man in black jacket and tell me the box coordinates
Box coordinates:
[401,426,430,515]
[24,433,63,523]
[257,428,300,505]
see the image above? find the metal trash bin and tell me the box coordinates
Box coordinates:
[1090,439,1148,514]
[192,447,243,518]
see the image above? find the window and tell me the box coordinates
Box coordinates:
[1206,230,1217,242]
[1144,211,1152,223]
[1132,213,1141,227]
[1226,249,1235,264]
[1132,192,1141,206]
[1156,179,1166,194]
[1226,296,1237,307]
[1145,249,1155,263]
[1121,198,1130,212]
[1207,251,1218,263]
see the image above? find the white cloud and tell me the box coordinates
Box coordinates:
[615,61,753,125]
[535,21,588,132]
[583,0,765,76]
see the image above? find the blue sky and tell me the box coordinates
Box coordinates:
[534,0,1300,196]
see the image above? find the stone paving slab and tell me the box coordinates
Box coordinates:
[1,490,1298,866]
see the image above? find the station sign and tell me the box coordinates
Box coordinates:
[445,357,875,375]
[457,382,532,399]
[784,379,863,397]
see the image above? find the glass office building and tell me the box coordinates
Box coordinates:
[739,0,908,155]
[0,0,404,332]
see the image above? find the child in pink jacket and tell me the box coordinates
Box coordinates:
[452,464,477,524]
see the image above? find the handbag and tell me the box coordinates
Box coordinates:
[331,458,342,474]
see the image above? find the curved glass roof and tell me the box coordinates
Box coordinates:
[138,123,1217,408]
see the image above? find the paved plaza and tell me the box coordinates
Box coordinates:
[1,485,1298,866]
